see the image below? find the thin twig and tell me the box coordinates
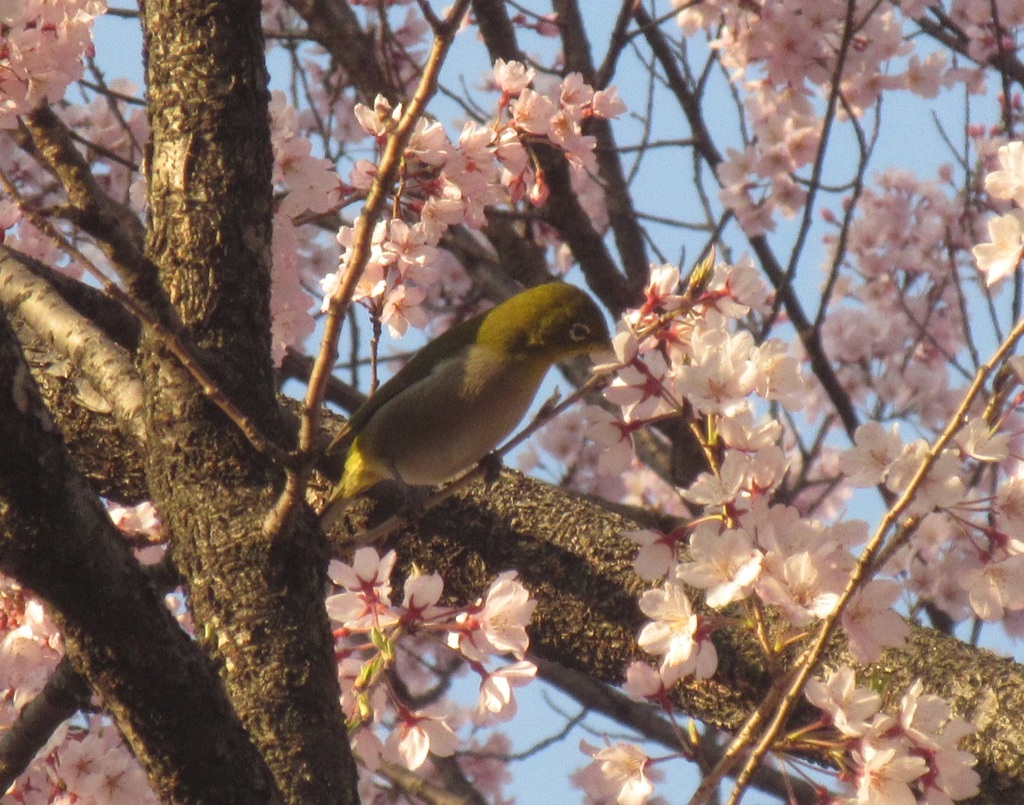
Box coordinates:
[265,0,473,535]
[690,311,1024,805]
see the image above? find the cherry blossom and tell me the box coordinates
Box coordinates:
[709,257,772,316]
[493,58,535,96]
[106,501,161,538]
[896,681,980,803]
[682,450,748,507]
[0,0,107,128]
[325,547,398,630]
[718,409,783,452]
[997,472,1024,541]
[637,581,717,683]
[384,705,459,770]
[604,346,678,423]
[578,740,657,805]
[964,554,1024,621]
[851,742,928,805]
[885,443,966,515]
[841,580,911,663]
[450,572,537,662]
[676,525,763,608]
[623,526,687,582]
[399,568,448,624]
[984,141,1024,206]
[973,210,1024,286]
[592,87,627,119]
[353,94,399,140]
[755,550,841,628]
[673,320,758,417]
[955,418,1010,463]
[622,661,670,705]
[584,405,640,475]
[805,666,883,739]
[476,660,536,722]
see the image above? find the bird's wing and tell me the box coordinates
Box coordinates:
[325,310,487,455]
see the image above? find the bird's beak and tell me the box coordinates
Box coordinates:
[589,343,617,372]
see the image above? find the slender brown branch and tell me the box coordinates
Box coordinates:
[631,6,861,437]
[697,312,1024,805]
[379,760,484,805]
[0,169,294,467]
[283,0,398,103]
[273,0,473,533]
[553,0,649,290]
[20,106,156,299]
[472,0,637,315]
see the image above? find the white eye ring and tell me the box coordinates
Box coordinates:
[570,322,591,342]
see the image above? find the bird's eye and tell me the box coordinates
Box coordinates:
[569,322,591,342]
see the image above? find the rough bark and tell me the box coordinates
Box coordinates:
[360,471,1024,801]
[136,0,358,801]
[0,311,278,803]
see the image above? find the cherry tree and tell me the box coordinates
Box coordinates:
[2,0,1024,803]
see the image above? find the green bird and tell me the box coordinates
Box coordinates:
[322,282,611,526]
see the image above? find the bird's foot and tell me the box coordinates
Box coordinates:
[478,452,504,488]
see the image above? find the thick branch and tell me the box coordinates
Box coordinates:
[0,246,146,444]
[283,0,397,104]
[140,0,357,801]
[0,310,279,803]
[353,471,1024,798]
[0,250,147,502]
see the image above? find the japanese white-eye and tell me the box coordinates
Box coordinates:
[322,282,610,525]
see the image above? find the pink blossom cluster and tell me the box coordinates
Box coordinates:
[576,251,1011,801]
[324,546,536,789]
[5,715,157,804]
[821,166,973,431]
[265,90,352,361]
[0,119,92,277]
[1,578,61,725]
[974,141,1024,286]
[320,60,625,336]
[594,263,909,674]
[675,0,978,236]
[514,406,685,512]
[1,582,158,803]
[2,500,167,801]
[0,0,107,129]
[0,70,146,278]
[59,79,148,206]
[838,415,1024,629]
[806,667,979,805]
[566,261,918,801]
[944,0,1024,63]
